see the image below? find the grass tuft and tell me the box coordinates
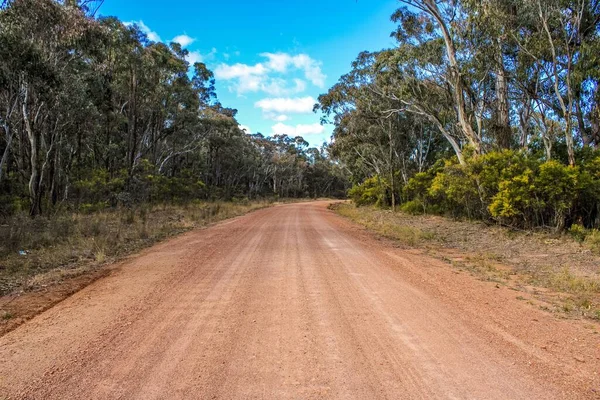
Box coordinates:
[332,203,435,246]
[584,230,600,254]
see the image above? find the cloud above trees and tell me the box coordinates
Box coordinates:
[214,53,326,96]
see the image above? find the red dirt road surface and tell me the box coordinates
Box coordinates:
[1,202,599,399]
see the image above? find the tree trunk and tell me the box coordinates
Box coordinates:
[576,100,593,147]
[591,103,600,147]
[128,66,138,176]
[424,0,480,153]
[495,37,511,149]
[519,101,531,151]
[22,85,41,216]
[388,120,396,211]
[0,123,13,185]
[538,0,575,166]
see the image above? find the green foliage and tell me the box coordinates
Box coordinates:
[399,200,426,215]
[74,169,127,206]
[569,224,587,243]
[319,0,600,231]
[359,150,600,231]
[348,176,388,207]
[428,160,480,218]
[488,160,580,228]
[469,151,534,204]
[533,161,579,226]
[488,168,535,222]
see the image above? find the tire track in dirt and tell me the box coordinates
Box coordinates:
[0,202,598,399]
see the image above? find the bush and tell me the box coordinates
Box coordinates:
[389,150,600,231]
[348,176,389,207]
[428,161,481,218]
[488,168,535,223]
[569,224,587,243]
[533,161,579,229]
[403,172,433,205]
[471,150,533,205]
[400,199,426,215]
[574,154,600,228]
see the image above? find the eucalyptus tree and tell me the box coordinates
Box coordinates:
[391,1,483,154]
[317,50,448,207]
[0,0,103,214]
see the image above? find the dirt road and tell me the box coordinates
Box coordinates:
[1,202,599,399]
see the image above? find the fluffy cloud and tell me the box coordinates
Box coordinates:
[260,53,326,87]
[255,97,316,114]
[262,113,290,122]
[271,123,325,136]
[214,52,325,95]
[185,51,203,65]
[214,63,267,80]
[124,21,161,42]
[260,78,306,96]
[172,34,195,47]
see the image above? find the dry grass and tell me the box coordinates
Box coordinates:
[333,203,435,246]
[332,203,600,321]
[585,230,600,254]
[0,200,271,296]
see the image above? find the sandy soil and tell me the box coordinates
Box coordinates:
[0,201,598,399]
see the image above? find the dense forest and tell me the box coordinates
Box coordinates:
[317,0,600,231]
[0,0,348,217]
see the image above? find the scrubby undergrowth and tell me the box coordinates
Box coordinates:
[349,150,600,244]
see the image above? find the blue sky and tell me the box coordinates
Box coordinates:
[99,0,399,146]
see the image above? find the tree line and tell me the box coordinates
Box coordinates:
[317,0,600,231]
[0,0,348,217]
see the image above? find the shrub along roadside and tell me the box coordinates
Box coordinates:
[0,200,271,296]
[349,150,600,237]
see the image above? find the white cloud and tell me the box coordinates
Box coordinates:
[259,78,287,96]
[237,75,263,93]
[239,125,252,134]
[214,52,325,95]
[260,53,326,87]
[271,123,325,136]
[263,113,290,122]
[207,48,218,60]
[125,20,161,42]
[293,79,307,92]
[186,51,203,65]
[261,52,291,72]
[255,97,316,114]
[215,63,268,95]
[214,63,267,80]
[172,34,195,47]
[261,78,306,96]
